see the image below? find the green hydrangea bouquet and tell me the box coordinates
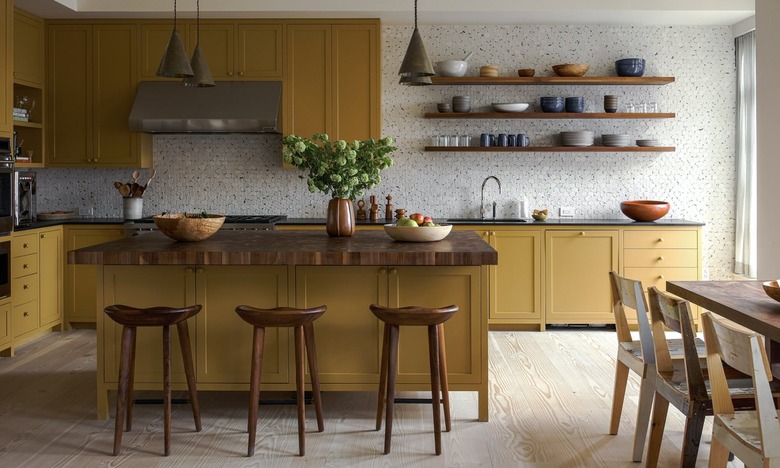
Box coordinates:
[282,133,396,200]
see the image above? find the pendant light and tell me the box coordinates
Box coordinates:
[183,0,215,87]
[398,0,434,86]
[156,0,193,78]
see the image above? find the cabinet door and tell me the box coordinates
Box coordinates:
[13,10,44,87]
[486,229,542,323]
[140,24,187,79]
[285,25,331,138]
[187,23,234,79]
[545,230,619,324]
[195,266,289,384]
[390,266,482,385]
[102,266,195,384]
[0,300,10,349]
[295,266,386,384]
[47,25,92,164]
[38,227,63,327]
[65,226,123,323]
[0,0,11,137]
[332,24,379,141]
[237,24,283,78]
[92,25,139,166]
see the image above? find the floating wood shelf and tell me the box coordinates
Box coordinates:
[424,146,675,153]
[430,76,675,86]
[12,121,43,128]
[424,112,675,119]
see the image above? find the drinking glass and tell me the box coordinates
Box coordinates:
[624,103,635,113]
[648,101,659,113]
[439,135,449,146]
[450,135,460,147]
[460,135,471,147]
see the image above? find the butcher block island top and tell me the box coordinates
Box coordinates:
[68,230,498,266]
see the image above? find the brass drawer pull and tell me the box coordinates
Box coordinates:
[579,231,585,236]
[23,284,29,289]
[658,238,664,243]
[23,243,29,248]
[41,234,46,239]
[658,256,664,261]
[658,274,665,280]
[23,312,29,317]
[23,264,29,269]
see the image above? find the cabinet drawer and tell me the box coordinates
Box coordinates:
[623,230,697,249]
[12,253,38,278]
[623,249,698,268]
[12,234,39,257]
[12,274,39,305]
[623,267,699,292]
[12,302,38,337]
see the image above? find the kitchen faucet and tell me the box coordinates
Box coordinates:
[480,176,502,219]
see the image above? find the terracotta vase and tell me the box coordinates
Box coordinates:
[326,198,356,237]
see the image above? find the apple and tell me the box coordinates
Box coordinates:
[423,216,433,224]
[396,218,418,227]
[423,222,435,227]
[410,213,425,225]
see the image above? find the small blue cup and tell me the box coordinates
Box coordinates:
[565,97,585,113]
[480,133,493,147]
[507,134,516,146]
[497,134,508,147]
[517,134,530,147]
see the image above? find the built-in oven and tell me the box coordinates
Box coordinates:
[0,138,15,235]
[0,240,9,299]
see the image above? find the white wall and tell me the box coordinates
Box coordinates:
[34,24,737,279]
[756,0,780,279]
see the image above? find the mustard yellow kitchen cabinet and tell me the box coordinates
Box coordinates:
[0,0,12,138]
[545,229,619,324]
[186,22,283,79]
[101,266,195,385]
[11,231,39,340]
[64,225,123,325]
[194,266,290,385]
[47,23,151,167]
[13,9,44,87]
[284,21,380,142]
[0,298,11,356]
[38,227,63,328]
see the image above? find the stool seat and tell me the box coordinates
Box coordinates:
[370,304,458,456]
[235,304,326,457]
[104,304,202,457]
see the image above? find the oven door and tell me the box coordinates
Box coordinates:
[0,166,13,235]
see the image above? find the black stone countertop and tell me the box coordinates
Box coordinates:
[13,217,126,231]
[278,218,705,226]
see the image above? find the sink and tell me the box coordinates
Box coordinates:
[446,218,528,224]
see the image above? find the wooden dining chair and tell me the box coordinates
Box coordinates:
[702,311,780,468]
[644,287,774,467]
[608,271,706,462]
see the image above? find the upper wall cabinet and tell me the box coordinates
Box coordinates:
[139,23,186,80]
[47,24,151,168]
[0,0,12,138]
[12,9,45,167]
[284,21,379,143]
[13,9,44,87]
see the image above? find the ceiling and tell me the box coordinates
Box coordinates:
[14,0,755,26]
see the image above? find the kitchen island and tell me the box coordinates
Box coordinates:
[69,230,497,421]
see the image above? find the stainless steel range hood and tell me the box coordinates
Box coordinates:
[129,81,282,133]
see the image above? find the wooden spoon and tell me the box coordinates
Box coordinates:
[119,184,131,197]
[131,170,140,184]
[114,181,123,193]
[144,168,157,189]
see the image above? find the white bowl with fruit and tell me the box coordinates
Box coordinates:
[384,213,452,242]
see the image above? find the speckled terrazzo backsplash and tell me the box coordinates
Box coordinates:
[34,24,735,279]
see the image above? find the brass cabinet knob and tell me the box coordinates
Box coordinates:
[658,274,665,280]
[658,238,664,242]
[389,267,397,275]
[23,312,29,317]
[579,231,585,236]
[23,284,29,289]
[483,232,488,237]
[658,256,664,261]
[238,71,245,76]
[40,234,46,239]
[227,71,233,76]
[23,264,28,269]
[23,243,28,248]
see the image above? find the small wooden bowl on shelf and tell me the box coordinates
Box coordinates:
[517,68,535,77]
[153,213,225,242]
[552,64,589,77]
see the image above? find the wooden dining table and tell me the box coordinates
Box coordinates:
[666,280,780,377]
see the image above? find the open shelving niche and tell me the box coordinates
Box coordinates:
[12,83,45,167]
[425,76,676,153]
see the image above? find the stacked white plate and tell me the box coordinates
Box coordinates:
[602,134,631,147]
[560,131,594,147]
[636,139,661,147]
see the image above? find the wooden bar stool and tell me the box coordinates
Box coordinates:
[370,304,459,456]
[103,304,202,457]
[235,305,327,457]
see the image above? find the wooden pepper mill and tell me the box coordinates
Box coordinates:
[356,199,367,220]
[395,209,407,220]
[369,195,379,221]
[385,195,394,221]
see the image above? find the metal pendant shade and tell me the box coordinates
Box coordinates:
[156,0,193,78]
[183,43,215,87]
[398,1,434,86]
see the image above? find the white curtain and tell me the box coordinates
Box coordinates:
[735,31,757,278]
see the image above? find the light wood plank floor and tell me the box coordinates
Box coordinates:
[0,329,745,467]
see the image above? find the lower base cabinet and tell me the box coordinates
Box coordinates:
[0,299,11,355]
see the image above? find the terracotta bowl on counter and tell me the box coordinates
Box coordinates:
[762,280,780,302]
[620,200,670,222]
[383,224,452,242]
[154,213,225,241]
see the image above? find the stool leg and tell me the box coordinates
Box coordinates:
[162,324,172,457]
[304,323,324,432]
[383,324,399,455]
[126,325,137,432]
[247,326,265,457]
[294,325,306,456]
[113,325,135,456]
[437,323,451,432]
[375,323,390,431]
[176,320,201,432]
[428,325,442,455]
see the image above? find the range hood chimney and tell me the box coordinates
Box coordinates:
[129,81,282,133]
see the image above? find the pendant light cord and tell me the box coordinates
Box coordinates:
[196,0,200,43]
[414,0,418,29]
[173,0,177,28]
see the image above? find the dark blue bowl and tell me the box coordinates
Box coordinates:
[615,58,645,77]
[540,99,564,113]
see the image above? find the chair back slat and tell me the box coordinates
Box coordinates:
[609,272,653,363]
